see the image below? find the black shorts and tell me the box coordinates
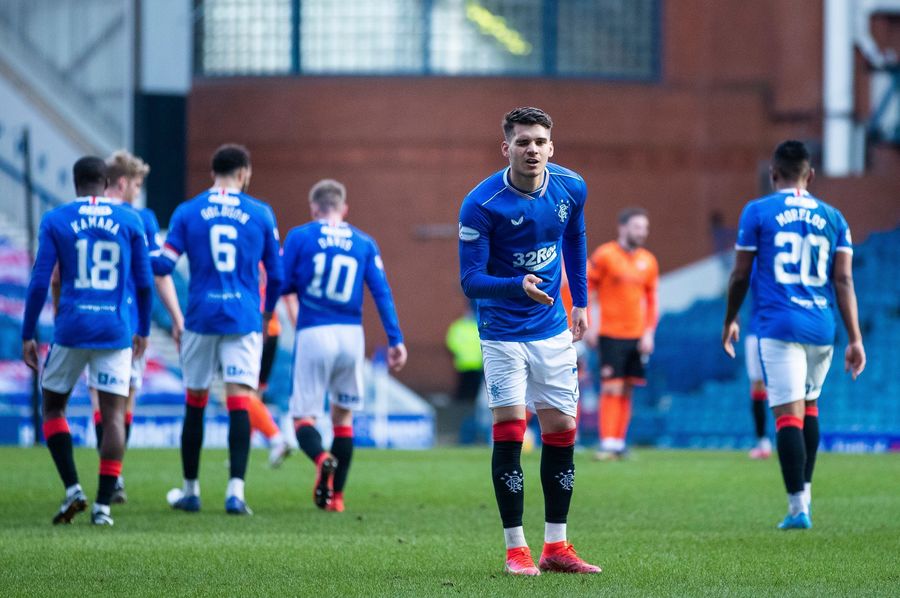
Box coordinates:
[598,336,646,384]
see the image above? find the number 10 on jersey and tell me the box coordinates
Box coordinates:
[306,253,358,303]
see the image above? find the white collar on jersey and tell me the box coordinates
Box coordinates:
[74,195,122,205]
[503,167,550,200]
[778,188,818,208]
[208,187,242,206]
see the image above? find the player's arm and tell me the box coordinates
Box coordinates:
[562,189,588,341]
[640,257,659,355]
[261,209,283,327]
[49,263,61,312]
[130,221,153,360]
[722,250,755,357]
[364,242,407,372]
[151,209,186,347]
[22,219,58,371]
[458,201,534,300]
[833,250,865,379]
[143,209,163,257]
[154,274,183,349]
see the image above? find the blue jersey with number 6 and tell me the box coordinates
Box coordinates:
[735,188,852,345]
[280,220,403,346]
[153,187,282,335]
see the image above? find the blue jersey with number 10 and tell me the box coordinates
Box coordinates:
[153,188,282,335]
[736,188,852,345]
[280,220,403,346]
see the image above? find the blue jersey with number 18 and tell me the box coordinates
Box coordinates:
[735,188,852,345]
[153,187,282,335]
[280,220,403,346]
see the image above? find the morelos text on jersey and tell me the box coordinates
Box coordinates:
[458,163,588,342]
[152,187,282,335]
[22,196,152,348]
[280,220,403,346]
[736,188,852,345]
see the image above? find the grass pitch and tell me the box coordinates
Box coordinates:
[0,447,898,597]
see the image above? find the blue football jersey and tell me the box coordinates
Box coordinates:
[23,196,152,348]
[126,207,161,331]
[458,163,588,342]
[281,220,403,345]
[153,188,282,335]
[736,188,852,345]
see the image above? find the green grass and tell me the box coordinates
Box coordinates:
[0,447,898,597]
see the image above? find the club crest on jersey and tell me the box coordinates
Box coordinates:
[556,201,569,223]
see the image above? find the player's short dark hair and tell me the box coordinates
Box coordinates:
[73,156,108,191]
[618,206,648,225]
[771,140,811,182]
[502,106,553,140]
[211,144,251,175]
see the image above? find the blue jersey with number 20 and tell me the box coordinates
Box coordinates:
[736,188,852,345]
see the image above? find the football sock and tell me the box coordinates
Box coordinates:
[181,391,208,481]
[97,459,122,506]
[803,405,820,484]
[295,419,325,462]
[125,412,133,445]
[93,410,103,452]
[92,503,110,516]
[65,484,83,498]
[332,426,354,493]
[44,417,79,488]
[615,394,633,445]
[248,395,280,440]
[775,414,806,496]
[541,429,576,524]
[599,393,619,450]
[803,482,812,509]
[545,522,567,544]
[183,479,200,497]
[492,420,526,529]
[751,390,768,439]
[226,477,245,501]
[503,526,527,549]
[788,491,806,517]
[227,395,252,480]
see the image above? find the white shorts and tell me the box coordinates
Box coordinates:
[180,330,262,390]
[290,325,365,418]
[130,354,147,390]
[744,335,763,382]
[42,345,132,397]
[759,338,834,408]
[481,329,579,418]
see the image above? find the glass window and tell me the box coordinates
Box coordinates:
[200,0,293,75]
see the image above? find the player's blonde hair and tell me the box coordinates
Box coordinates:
[309,179,346,211]
[106,150,150,181]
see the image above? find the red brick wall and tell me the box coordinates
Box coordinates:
[187,0,900,392]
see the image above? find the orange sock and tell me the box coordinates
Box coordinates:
[599,393,620,442]
[248,395,280,440]
[616,394,633,442]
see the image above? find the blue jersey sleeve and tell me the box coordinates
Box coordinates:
[262,207,283,313]
[279,230,299,296]
[458,199,526,299]
[364,239,403,346]
[21,216,58,340]
[835,211,853,254]
[131,220,153,336]
[152,205,185,276]
[141,209,162,256]
[561,179,588,308]
[735,203,760,251]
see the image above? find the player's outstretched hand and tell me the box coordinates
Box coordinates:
[721,321,740,358]
[523,275,553,305]
[388,343,408,372]
[22,340,38,372]
[171,317,184,352]
[844,341,866,380]
[570,307,588,341]
[133,335,148,360]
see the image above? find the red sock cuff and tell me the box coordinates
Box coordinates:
[43,417,70,439]
[751,389,768,401]
[805,405,819,417]
[294,418,315,432]
[186,390,209,408]
[125,412,134,425]
[226,395,251,411]
[93,411,102,425]
[541,428,576,447]
[775,414,804,431]
[314,452,329,466]
[492,419,526,443]
[334,425,353,438]
[99,459,122,477]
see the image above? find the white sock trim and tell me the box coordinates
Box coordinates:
[227,477,245,501]
[788,491,806,516]
[503,526,527,549]
[544,522,567,544]
[183,479,200,497]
